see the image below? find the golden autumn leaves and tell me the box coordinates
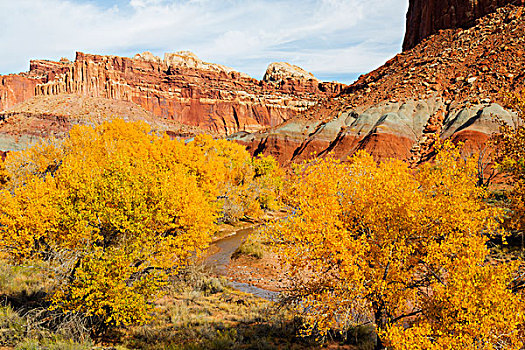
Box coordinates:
[0,120,282,327]
[269,144,524,349]
[0,115,523,349]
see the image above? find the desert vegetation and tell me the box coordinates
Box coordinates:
[1,93,525,349]
[0,120,286,348]
[264,91,525,349]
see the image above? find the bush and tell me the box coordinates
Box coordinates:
[198,277,226,295]
[232,234,265,259]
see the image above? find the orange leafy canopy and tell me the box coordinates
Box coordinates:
[270,142,524,349]
[0,120,219,326]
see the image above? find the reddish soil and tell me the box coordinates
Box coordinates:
[227,251,288,292]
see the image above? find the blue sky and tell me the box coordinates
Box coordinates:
[0,0,408,84]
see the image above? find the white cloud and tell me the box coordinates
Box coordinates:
[0,0,408,83]
[129,0,165,9]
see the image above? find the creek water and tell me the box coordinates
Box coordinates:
[205,226,280,302]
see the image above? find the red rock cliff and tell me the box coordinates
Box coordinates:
[13,51,343,135]
[0,75,42,111]
[235,5,525,167]
[403,0,524,51]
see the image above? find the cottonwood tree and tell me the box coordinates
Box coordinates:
[0,120,222,327]
[494,91,525,249]
[191,135,283,223]
[0,119,283,329]
[270,142,524,349]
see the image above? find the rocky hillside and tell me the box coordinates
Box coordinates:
[403,0,524,50]
[232,4,525,165]
[0,75,41,110]
[0,94,202,152]
[0,51,343,139]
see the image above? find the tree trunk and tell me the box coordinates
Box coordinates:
[374,335,384,350]
[373,305,386,350]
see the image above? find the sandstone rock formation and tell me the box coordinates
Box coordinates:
[0,51,343,139]
[0,94,200,152]
[0,75,42,111]
[235,4,525,165]
[263,62,319,83]
[261,62,332,96]
[403,0,524,50]
[2,3,524,165]
[232,99,516,165]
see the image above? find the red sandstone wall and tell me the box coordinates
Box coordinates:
[20,52,343,135]
[403,0,524,51]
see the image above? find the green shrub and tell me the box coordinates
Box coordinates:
[199,277,226,295]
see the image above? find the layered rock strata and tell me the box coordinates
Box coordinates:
[0,94,201,152]
[232,98,515,165]
[235,5,525,165]
[0,51,343,136]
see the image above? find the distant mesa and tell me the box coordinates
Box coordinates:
[134,51,323,83]
[134,51,252,79]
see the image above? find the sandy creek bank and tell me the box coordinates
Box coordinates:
[204,213,287,301]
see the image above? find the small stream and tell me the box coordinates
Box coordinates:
[204,226,280,302]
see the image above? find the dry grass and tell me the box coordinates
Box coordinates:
[0,260,372,349]
[232,233,266,260]
[0,263,52,297]
[0,262,94,348]
[14,339,93,350]
[0,305,25,345]
[0,261,320,349]
[117,266,319,350]
[0,304,94,349]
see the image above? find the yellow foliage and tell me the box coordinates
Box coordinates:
[494,90,525,233]
[252,154,284,211]
[191,135,283,222]
[0,119,283,327]
[270,141,522,348]
[385,261,524,350]
[0,120,219,326]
